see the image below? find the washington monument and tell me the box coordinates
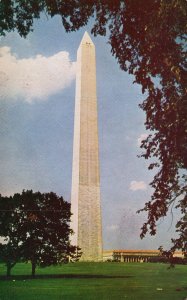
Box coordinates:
[71,32,103,261]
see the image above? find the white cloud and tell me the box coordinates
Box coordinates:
[137,133,148,146]
[129,180,147,191]
[0,47,76,102]
[106,224,119,232]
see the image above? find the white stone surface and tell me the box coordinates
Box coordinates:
[71,32,103,261]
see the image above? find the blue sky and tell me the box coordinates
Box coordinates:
[0,15,178,250]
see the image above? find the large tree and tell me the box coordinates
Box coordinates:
[0,190,80,277]
[0,195,24,276]
[19,190,80,277]
[1,1,186,253]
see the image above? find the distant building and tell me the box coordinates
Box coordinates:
[103,250,184,262]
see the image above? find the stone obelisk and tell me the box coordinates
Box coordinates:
[71,32,103,261]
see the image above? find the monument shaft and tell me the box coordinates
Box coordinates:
[71,32,102,261]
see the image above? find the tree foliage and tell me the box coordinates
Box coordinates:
[0,191,80,276]
[0,195,24,276]
[0,0,187,253]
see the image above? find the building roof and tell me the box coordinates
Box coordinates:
[113,250,160,253]
[112,249,183,255]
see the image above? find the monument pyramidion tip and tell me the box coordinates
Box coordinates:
[80,31,94,45]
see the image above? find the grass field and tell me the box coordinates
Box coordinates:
[0,262,187,300]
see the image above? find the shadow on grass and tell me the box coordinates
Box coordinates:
[0,274,134,281]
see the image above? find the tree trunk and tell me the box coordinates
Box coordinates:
[31,261,36,277]
[6,264,12,277]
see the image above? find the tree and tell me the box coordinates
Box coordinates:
[0,191,80,277]
[1,1,186,253]
[0,195,24,276]
[19,190,80,277]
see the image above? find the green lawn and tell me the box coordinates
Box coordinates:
[0,262,186,300]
